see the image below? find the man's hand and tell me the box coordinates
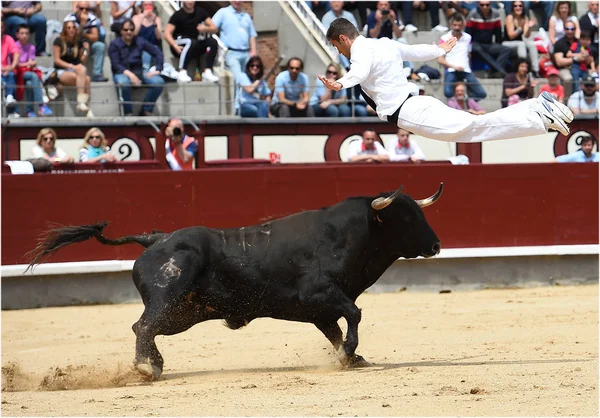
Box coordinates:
[145,70,160,78]
[14,7,26,16]
[25,6,35,17]
[319,100,331,109]
[296,101,307,110]
[128,73,142,85]
[410,155,422,163]
[318,74,342,91]
[439,36,457,54]
[454,65,464,72]
[174,45,183,55]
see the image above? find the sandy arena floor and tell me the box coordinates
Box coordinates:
[1,285,598,416]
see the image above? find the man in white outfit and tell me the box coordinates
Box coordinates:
[318,18,574,141]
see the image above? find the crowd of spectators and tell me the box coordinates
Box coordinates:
[1,1,598,120]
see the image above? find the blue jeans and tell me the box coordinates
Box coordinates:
[225,50,250,86]
[114,72,165,114]
[2,71,16,98]
[353,103,369,117]
[142,51,153,72]
[91,41,105,77]
[312,103,352,117]
[23,71,43,112]
[444,71,488,100]
[523,1,554,30]
[4,12,47,53]
[571,65,587,93]
[240,101,269,118]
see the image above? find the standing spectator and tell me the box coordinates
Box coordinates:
[236,56,271,118]
[465,1,512,77]
[212,1,257,86]
[447,81,486,114]
[14,24,52,117]
[539,67,565,102]
[109,18,165,117]
[165,118,197,170]
[567,75,599,116]
[310,63,351,117]
[367,1,403,39]
[110,1,138,35]
[64,1,108,82]
[400,1,448,33]
[502,1,540,77]
[32,128,74,163]
[438,13,487,99]
[556,134,598,162]
[53,19,93,117]
[548,1,580,46]
[553,21,587,96]
[346,129,390,162]
[579,0,599,59]
[1,17,21,118]
[1,1,46,55]
[164,0,219,84]
[501,58,538,107]
[389,128,426,163]
[132,1,163,72]
[78,127,116,162]
[270,57,314,118]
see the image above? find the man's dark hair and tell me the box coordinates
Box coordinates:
[579,135,596,146]
[287,56,303,70]
[121,18,135,31]
[580,31,591,40]
[326,18,359,42]
[16,23,30,32]
[449,13,465,24]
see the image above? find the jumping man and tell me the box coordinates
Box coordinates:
[318,18,573,141]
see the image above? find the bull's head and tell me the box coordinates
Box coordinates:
[371,183,443,258]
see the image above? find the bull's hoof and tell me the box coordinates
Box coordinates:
[342,354,373,368]
[136,363,162,381]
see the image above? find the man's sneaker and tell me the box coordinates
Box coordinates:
[92,75,108,82]
[536,99,569,136]
[202,69,219,83]
[38,104,53,116]
[27,111,37,118]
[404,24,418,32]
[539,91,573,123]
[177,70,192,83]
[46,85,59,100]
[5,94,17,106]
[432,24,449,32]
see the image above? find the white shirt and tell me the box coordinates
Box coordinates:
[567,91,599,112]
[388,138,426,162]
[439,31,471,73]
[346,140,389,162]
[337,36,446,120]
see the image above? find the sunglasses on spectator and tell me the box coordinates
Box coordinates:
[479,3,491,7]
[565,27,576,31]
[249,64,261,68]
[122,27,134,32]
[78,6,90,11]
[327,70,338,75]
[289,66,301,71]
[43,136,54,142]
[90,135,102,140]
[513,4,523,8]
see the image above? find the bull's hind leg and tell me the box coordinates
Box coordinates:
[132,310,163,380]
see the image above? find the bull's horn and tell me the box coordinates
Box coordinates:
[415,182,444,208]
[371,186,404,211]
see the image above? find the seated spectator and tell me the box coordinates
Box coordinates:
[438,13,487,99]
[502,1,540,77]
[14,24,52,117]
[539,67,565,102]
[1,1,46,55]
[567,75,599,116]
[579,0,599,60]
[110,1,138,35]
[270,57,314,117]
[1,17,21,118]
[132,1,163,72]
[53,20,93,117]
[524,1,555,31]
[71,0,106,43]
[571,31,597,92]
[367,1,403,39]
[32,128,74,163]
[447,81,486,114]
[346,129,390,163]
[553,21,587,97]
[465,1,512,77]
[164,0,219,84]
[311,64,350,117]
[236,56,271,118]
[65,1,108,82]
[165,118,197,170]
[212,1,257,86]
[502,58,538,107]
[79,127,116,162]
[389,128,426,163]
[109,18,165,117]
[400,1,448,32]
[305,0,331,20]
[555,134,598,162]
[549,1,580,46]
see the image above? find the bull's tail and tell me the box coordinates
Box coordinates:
[25,221,163,272]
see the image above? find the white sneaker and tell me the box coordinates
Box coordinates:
[8,111,20,119]
[177,70,192,83]
[539,91,573,123]
[42,93,49,104]
[432,24,449,32]
[404,24,418,33]
[77,101,89,112]
[202,69,219,83]
[46,85,59,100]
[85,109,95,118]
[536,96,569,136]
[5,94,17,106]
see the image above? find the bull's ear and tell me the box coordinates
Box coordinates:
[371,185,404,211]
[415,182,444,208]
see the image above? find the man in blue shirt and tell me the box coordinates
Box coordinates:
[270,57,314,117]
[212,1,257,84]
[556,135,599,162]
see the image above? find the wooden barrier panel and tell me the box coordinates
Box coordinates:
[2,162,597,266]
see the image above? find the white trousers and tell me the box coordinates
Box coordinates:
[396,96,546,143]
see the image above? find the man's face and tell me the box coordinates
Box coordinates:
[590,1,599,14]
[230,1,242,11]
[451,19,464,34]
[581,140,595,156]
[397,130,409,145]
[478,1,492,15]
[331,1,343,13]
[377,1,390,11]
[455,85,466,99]
[76,1,90,15]
[121,22,135,42]
[330,37,351,59]
[288,59,302,79]
[564,24,576,39]
[362,131,376,149]
[582,82,596,95]
[183,1,195,11]
[16,27,29,44]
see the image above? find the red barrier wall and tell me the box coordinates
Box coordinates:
[2,162,598,265]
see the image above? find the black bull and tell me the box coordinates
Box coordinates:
[27,183,443,380]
